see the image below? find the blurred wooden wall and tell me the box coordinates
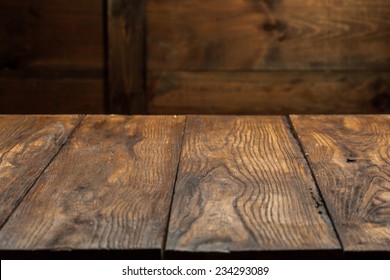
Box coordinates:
[1,0,389,114]
[146,0,390,114]
[0,0,105,113]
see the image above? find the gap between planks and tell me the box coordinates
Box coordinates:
[285,115,344,250]
[0,115,345,256]
[161,116,188,259]
[164,115,342,256]
[161,115,344,256]
[0,115,86,231]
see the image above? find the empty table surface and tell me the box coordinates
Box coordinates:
[0,115,388,259]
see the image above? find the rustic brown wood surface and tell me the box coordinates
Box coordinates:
[147,0,389,71]
[0,0,104,114]
[1,115,389,257]
[0,115,82,227]
[291,115,390,251]
[148,71,390,114]
[108,0,146,114]
[0,115,185,251]
[166,116,340,253]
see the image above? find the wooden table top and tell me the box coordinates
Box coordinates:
[0,115,388,259]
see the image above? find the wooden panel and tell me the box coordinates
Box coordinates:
[0,0,104,114]
[147,0,390,70]
[291,115,390,251]
[0,0,103,70]
[0,115,82,227]
[166,116,340,253]
[148,71,390,114]
[108,0,146,114]
[0,77,104,114]
[0,116,185,252]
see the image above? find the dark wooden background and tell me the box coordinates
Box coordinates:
[0,0,105,114]
[1,0,389,114]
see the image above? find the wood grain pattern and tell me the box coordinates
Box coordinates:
[0,115,185,251]
[0,115,82,227]
[108,0,146,114]
[148,71,390,114]
[147,0,390,70]
[167,116,340,253]
[291,115,390,251]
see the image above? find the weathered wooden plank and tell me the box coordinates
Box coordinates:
[0,77,104,114]
[0,115,82,227]
[291,115,390,251]
[167,116,340,254]
[147,0,390,70]
[108,0,146,114]
[0,116,185,253]
[148,71,390,114]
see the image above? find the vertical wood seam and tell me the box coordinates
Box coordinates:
[107,0,147,114]
[0,115,86,232]
[285,115,344,251]
[161,116,188,259]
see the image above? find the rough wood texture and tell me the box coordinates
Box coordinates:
[147,0,390,70]
[108,0,146,114]
[0,115,82,227]
[148,71,390,114]
[0,116,185,251]
[167,116,340,253]
[0,0,104,114]
[291,115,390,251]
